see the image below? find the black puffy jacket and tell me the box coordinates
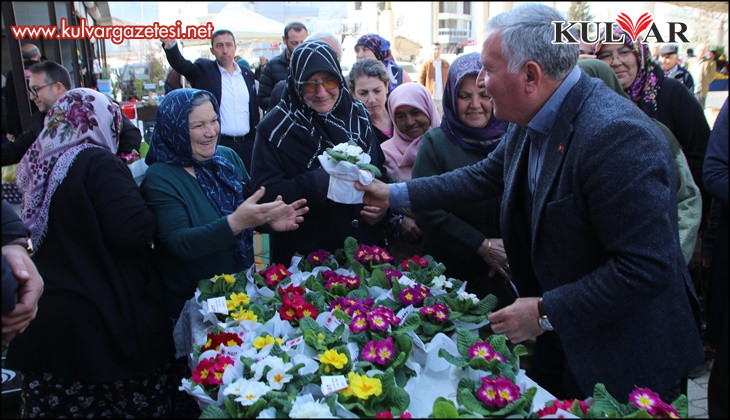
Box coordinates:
[257,51,289,111]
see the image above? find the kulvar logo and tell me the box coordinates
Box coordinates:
[552,12,690,44]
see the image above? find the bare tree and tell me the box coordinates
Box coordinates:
[568,1,594,21]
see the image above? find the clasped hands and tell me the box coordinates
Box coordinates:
[227,186,309,234]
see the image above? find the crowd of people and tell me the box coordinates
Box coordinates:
[1,3,727,418]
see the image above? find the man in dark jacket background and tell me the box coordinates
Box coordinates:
[162,29,259,172]
[257,22,307,112]
[2,61,141,167]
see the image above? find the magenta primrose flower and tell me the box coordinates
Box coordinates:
[362,336,395,366]
[322,270,360,290]
[477,376,521,408]
[629,386,665,416]
[355,244,394,265]
[307,249,330,266]
[330,296,374,317]
[468,342,505,363]
[399,284,430,305]
[382,268,402,284]
[420,303,450,322]
[350,314,369,333]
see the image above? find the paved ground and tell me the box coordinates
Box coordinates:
[688,359,713,418]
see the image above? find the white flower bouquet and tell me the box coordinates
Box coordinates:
[318,141,382,204]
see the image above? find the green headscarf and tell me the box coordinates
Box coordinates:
[577,59,630,100]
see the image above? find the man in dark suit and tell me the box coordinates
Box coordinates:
[161,29,259,172]
[2,61,141,167]
[357,3,703,403]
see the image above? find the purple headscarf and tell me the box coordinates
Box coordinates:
[595,26,663,118]
[356,34,400,91]
[441,53,508,155]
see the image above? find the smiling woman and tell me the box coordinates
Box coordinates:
[250,40,389,265]
[141,88,307,324]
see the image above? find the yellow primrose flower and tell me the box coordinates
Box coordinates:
[215,273,236,285]
[231,309,258,322]
[339,372,381,400]
[318,349,348,370]
[228,292,250,307]
[226,299,239,311]
[253,335,274,349]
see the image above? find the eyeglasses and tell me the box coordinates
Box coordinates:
[299,79,339,94]
[596,47,635,63]
[28,82,55,97]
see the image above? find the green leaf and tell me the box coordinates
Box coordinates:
[304,291,327,313]
[358,162,382,178]
[344,236,359,265]
[369,269,391,288]
[473,294,498,315]
[457,380,490,415]
[430,397,460,418]
[588,383,630,417]
[671,394,689,418]
[438,347,469,368]
[394,312,421,335]
[201,403,229,418]
[456,329,481,359]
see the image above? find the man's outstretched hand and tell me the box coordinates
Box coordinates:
[355,179,390,209]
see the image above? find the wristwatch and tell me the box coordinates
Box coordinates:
[7,237,35,257]
[537,297,553,331]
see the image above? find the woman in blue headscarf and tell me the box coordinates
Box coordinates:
[411,53,514,306]
[141,88,308,320]
[355,33,412,92]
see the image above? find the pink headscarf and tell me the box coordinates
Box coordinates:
[380,83,440,181]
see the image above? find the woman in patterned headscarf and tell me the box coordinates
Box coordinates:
[594,27,710,193]
[411,53,514,304]
[6,88,177,417]
[355,33,413,92]
[252,40,389,264]
[141,88,307,321]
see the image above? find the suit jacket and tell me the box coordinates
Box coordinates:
[406,72,704,399]
[163,43,259,139]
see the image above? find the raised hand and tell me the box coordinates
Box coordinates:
[269,196,309,232]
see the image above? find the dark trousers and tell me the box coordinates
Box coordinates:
[219,133,254,175]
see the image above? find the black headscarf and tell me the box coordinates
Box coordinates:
[256,40,375,168]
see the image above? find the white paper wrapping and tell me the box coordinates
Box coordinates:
[317,153,374,204]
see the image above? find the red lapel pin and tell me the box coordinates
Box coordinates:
[558,143,565,153]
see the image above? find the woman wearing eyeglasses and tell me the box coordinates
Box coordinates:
[251,40,389,265]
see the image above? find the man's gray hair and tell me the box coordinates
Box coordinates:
[486,3,578,80]
[304,32,343,60]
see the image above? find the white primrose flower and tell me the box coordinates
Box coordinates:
[289,400,336,418]
[345,144,363,157]
[457,290,479,304]
[232,379,272,406]
[252,355,292,381]
[266,365,293,390]
[431,275,453,290]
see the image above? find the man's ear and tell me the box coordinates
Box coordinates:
[523,61,542,94]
